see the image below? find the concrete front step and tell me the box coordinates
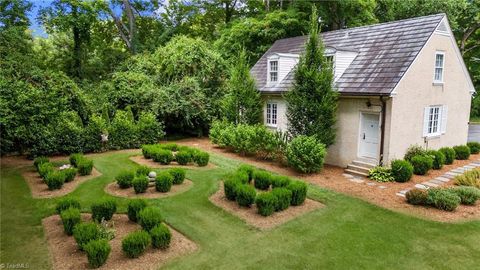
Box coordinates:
[346,164,371,174]
[344,168,369,178]
[351,160,377,169]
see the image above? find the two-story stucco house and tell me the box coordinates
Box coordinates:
[250,13,475,176]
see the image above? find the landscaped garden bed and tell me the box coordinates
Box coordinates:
[105,180,193,199]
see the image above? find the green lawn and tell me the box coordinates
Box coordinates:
[1,151,479,269]
[470,116,480,124]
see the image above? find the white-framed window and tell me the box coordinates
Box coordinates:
[423,105,448,137]
[266,102,277,127]
[325,55,335,70]
[434,52,445,83]
[269,60,278,83]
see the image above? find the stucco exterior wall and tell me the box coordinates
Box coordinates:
[262,95,288,132]
[386,32,472,161]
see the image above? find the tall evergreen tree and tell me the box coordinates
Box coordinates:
[222,49,262,125]
[285,5,338,147]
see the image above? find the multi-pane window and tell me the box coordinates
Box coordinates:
[325,55,334,70]
[427,106,441,135]
[266,102,277,126]
[434,52,444,82]
[269,60,278,82]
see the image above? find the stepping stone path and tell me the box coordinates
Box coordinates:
[395,159,480,197]
[342,173,386,189]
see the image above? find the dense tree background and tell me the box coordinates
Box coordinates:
[1,0,479,156]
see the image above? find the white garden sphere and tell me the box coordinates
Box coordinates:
[148,171,157,178]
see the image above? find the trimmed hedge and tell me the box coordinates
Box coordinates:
[56,198,81,214]
[155,172,173,192]
[238,164,255,183]
[193,151,209,166]
[116,171,135,189]
[271,175,291,188]
[136,166,150,176]
[286,135,326,173]
[69,153,83,167]
[169,168,186,185]
[45,171,66,190]
[439,147,455,165]
[390,159,413,182]
[467,142,480,154]
[138,207,164,231]
[253,170,272,190]
[60,207,81,235]
[255,192,277,216]
[73,222,100,250]
[38,162,54,178]
[84,239,111,268]
[159,143,178,151]
[287,181,308,206]
[223,178,240,201]
[426,150,446,170]
[127,199,148,222]
[152,149,173,165]
[235,184,256,207]
[175,151,192,165]
[77,158,94,175]
[132,177,149,193]
[34,156,49,170]
[453,145,471,160]
[150,223,171,249]
[91,199,117,222]
[405,188,428,205]
[410,155,433,175]
[272,188,292,211]
[63,168,77,182]
[122,230,151,258]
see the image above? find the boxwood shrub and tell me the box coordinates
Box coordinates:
[60,207,81,235]
[38,162,54,179]
[45,171,66,190]
[155,172,173,192]
[116,171,135,189]
[136,166,150,176]
[426,150,446,170]
[77,158,94,175]
[453,145,471,160]
[56,198,81,214]
[390,159,413,182]
[63,168,77,182]
[271,175,291,188]
[138,207,164,231]
[84,239,111,268]
[253,170,272,190]
[405,188,428,205]
[122,230,151,258]
[168,168,186,185]
[159,143,178,151]
[238,164,255,183]
[439,147,456,165]
[73,222,101,250]
[467,142,480,154]
[132,177,149,193]
[403,145,426,162]
[223,178,240,201]
[272,188,292,211]
[152,149,173,165]
[255,192,277,216]
[410,155,433,175]
[235,184,256,207]
[91,199,117,222]
[34,156,49,170]
[426,188,461,211]
[150,223,171,249]
[286,135,326,173]
[287,181,308,206]
[193,151,209,167]
[175,151,191,165]
[449,186,480,205]
[69,153,83,167]
[127,199,148,222]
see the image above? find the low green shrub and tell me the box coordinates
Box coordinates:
[272,188,292,211]
[271,175,291,188]
[232,170,249,184]
[69,153,84,167]
[60,207,81,235]
[45,171,66,190]
[155,172,173,192]
[426,150,446,170]
[255,192,277,216]
[152,149,173,165]
[453,145,471,160]
[404,145,426,162]
[426,188,461,211]
[223,178,240,201]
[116,171,135,189]
[169,168,186,185]
[439,147,456,165]
[159,143,178,151]
[390,159,413,182]
[449,186,480,205]
[63,168,77,182]
[368,166,394,182]
[150,223,171,249]
[142,144,160,159]
[122,230,151,258]
[287,181,308,206]
[238,164,255,183]
[91,199,117,222]
[34,156,49,170]
[38,162,54,179]
[84,239,111,268]
[467,142,480,154]
[253,170,272,190]
[132,177,149,193]
[175,151,192,165]
[56,198,81,214]
[73,222,100,250]
[405,188,428,205]
[286,135,326,173]
[193,151,209,166]
[410,155,433,175]
[136,166,150,176]
[138,207,164,231]
[127,199,148,222]
[235,184,256,207]
[77,158,94,175]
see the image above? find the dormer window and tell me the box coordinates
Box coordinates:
[269,60,278,83]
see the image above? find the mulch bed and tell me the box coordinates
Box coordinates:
[104,180,193,199]
[22,167,102,198]
[129,155,217,170]
[177,137,480,222]
[42,214,197,270]
[209,183,324,230]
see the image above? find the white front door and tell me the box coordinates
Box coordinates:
[359,113,380,159]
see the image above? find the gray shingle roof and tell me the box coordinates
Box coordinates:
[251,13,445,96]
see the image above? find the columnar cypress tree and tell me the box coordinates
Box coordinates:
[222,49,262,125]
[285,6,338,147]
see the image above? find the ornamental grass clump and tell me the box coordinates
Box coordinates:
[168,168,186,185]
[127,199,148,222]
[84,239,111,268]
[150,223,172,249]
[287,181,308,206]
[116,170,135,189]
[91,199,117,222]
[454,169,480,188]
[253,170,272,190]
[60,207,81,235]
[235,184,256,207]
[138,207,164,231]
[255,192,277,216]
[155,171,173,192]
[122,230,151,258]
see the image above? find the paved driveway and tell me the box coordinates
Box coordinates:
[468,124,480,142]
